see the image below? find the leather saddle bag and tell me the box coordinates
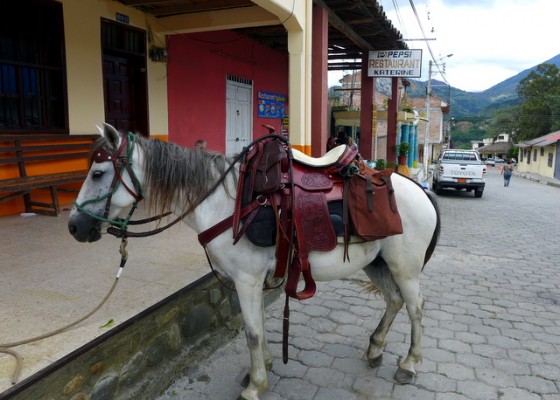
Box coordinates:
[348,169,403,241]
[253,139,287,193]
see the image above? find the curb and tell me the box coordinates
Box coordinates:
[516,172,560,188]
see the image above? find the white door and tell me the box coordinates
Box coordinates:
[226,78,252,156]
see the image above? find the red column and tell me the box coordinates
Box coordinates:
[387,78,399,164]
[359,57,375,160]
[311,4,329,156]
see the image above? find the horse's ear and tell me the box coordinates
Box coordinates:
[99,123,120,149]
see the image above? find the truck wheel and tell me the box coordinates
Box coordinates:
[433,182,443,195]
[474,188,483,198]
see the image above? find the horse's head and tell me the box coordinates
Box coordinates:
[68,123,144,242]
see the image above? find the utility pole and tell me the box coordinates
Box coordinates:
[423,60,433,178]
[423,54,453,178]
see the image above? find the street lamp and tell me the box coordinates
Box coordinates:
[423,53,453,178]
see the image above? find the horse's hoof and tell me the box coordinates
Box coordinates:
[394,367,415,384]
[238,388,260,400]
[368,354,383,368]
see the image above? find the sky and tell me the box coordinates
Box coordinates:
[329,0,560,92]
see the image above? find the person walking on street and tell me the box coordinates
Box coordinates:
[502,159,514,187]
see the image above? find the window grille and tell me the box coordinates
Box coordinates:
[227,75,253,85]
[0,0,67,132]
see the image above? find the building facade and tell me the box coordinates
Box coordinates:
[517,131,560,180]
[1,0,407,216]
[333,72,448,166]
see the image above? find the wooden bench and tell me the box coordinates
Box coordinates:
[0,134,98,216]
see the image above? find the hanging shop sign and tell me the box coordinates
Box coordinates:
[257,91,286,118]
[368,49,422,78]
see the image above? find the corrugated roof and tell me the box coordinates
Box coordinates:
[518,131,560,148]
[475,141,513,153]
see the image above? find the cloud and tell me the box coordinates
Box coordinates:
[381,0,560,91]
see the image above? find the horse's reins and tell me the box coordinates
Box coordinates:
[98,134,252,239]
[96,133,291,243]
[78,133,289,288]
[0,134,290,385]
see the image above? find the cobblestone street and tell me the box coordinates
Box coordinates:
[158,168,560,400]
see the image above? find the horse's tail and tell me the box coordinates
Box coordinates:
[423,191,441,269]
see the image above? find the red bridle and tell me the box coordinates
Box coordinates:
[74,133,144,227]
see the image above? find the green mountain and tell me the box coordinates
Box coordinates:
[407,53,560,117]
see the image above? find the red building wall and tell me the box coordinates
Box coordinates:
[167,31,289,152]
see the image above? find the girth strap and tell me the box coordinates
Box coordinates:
[198,199,262,247]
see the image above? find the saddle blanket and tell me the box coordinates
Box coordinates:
[244,201,346,247]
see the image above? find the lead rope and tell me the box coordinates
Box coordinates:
[0,237,129,384]
[282,295,290,363]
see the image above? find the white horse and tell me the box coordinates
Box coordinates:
[68,124,440,400]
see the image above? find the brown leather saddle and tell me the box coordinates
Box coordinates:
[198,135,403,300]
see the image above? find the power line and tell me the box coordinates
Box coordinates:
[408,0,450,85]
[392,0,407,38]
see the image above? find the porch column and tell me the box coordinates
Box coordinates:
[387,78,399,164]
[285,1,312,154]
[360,56,375,160]
[256,0,311,153]
[311,3,328,156]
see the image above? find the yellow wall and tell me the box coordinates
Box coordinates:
[59,0,168,137]
[1,1,171,216]
[519,145,557,178]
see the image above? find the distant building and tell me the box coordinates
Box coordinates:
[332,71,448,165]
[474,133,513,159]
[517,131,560,180]
[408,94,449,164]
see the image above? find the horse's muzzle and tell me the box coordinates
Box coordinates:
[68,213,103,243]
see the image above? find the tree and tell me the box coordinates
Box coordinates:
[486,106,520,142]
[448,119,487,149]
[517,63,560,140]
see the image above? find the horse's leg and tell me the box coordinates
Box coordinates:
[391,272,424,384]
[240,298,272,391]
[235,275,269,400]
[261,299,273,371]
[363,261,404,369]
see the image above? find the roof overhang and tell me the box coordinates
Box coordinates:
[117,0,407,72]
[519,131,560,148]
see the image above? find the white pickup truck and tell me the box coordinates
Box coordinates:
[432,150,487,198]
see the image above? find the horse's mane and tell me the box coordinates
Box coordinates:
[137,135,237,216]
[95,134,236,216]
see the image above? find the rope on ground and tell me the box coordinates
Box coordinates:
[0,238,127,384]
[0,277,119,384]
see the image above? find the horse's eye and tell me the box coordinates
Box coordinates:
[92,170,104,180]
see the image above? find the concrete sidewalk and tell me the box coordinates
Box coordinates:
[0,204,208,393]
[515,171,560,188]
